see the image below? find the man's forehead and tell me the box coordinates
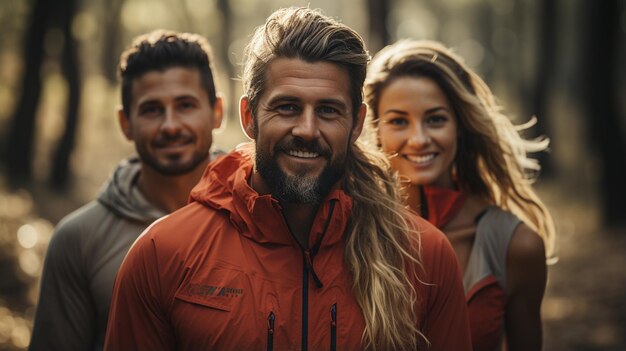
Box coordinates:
[131,67,207,104]
[262,58,352,105]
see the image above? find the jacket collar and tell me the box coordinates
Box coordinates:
[421,184,467,228]
[190,144,353,248]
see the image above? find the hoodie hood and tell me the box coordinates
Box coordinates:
[97,158,167,223]
[190,143,353,248]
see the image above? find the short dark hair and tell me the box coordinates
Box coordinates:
[242,7,369,120]
[119,30,218,117]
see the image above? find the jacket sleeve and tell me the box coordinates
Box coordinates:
[104,228,176,351]
[419,224,472,351]
[29,218,95,351]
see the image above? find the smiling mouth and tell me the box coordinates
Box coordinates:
[404,153,436,164]
[287,150,320,159]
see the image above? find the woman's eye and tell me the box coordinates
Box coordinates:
[427,115,447,124]
[388,117,408,126]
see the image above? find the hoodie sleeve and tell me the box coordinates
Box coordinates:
[104,225,176,351]
[416,219,472,351]
[30,214,96,351]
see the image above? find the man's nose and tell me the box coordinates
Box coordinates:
[291,107,320,141]
[160,107,182,136]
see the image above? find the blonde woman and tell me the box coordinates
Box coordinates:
[365,39,556,351]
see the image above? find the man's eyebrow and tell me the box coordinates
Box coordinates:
[266,95,301,105]
[318,98,348,110]
[137,99,161,107]
[174,94,201,101]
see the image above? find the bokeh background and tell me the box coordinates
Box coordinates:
[0,0,625,350]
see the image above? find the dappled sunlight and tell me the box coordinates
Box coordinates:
[0,0,624,350]
[0,189,53,350]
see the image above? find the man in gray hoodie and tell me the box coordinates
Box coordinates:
[29,30,224,351]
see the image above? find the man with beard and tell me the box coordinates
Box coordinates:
[30,30,223,351]
[105,8,471,351]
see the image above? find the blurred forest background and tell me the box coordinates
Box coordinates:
[0,0,625,350]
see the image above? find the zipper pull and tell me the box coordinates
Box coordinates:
[267,311,275,334]
[330,304,337,351]
[267,312,275,351]
[304,250,324,288]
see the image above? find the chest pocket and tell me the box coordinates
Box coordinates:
[175,264,247,312]
[172,263,293,350]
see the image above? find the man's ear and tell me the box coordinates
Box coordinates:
[350,103,367,143]
[239,95,256,140]
[118,108,133,141]
[212,96,224,130]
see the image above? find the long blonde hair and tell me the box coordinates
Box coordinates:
[343,142,428,350]
[242,8,428,349]
[365,39,556,261]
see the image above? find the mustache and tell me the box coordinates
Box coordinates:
[152,133,193,147]
[276,138,330,157]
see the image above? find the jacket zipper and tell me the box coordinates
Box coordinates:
[330,303,337,351]
[301,253,310,351]
[267,311,275,351]
[284,200,337,351]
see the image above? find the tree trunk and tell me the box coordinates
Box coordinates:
[2,0,51,184]
[217,0,236,124]
[367,0,391,53]
[531,0,556,176]
[580,0,626,226]
[101,0,124,83]
[50,0,81,188]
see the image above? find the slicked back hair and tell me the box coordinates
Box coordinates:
[242,7,369,120]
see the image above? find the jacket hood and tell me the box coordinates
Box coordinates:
[190,143,353,248]
[97,158,167,223]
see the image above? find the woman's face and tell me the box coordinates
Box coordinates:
[377,76,458,188]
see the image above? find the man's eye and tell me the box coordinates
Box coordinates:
[318,106,340,115]
[178,101,196,110]
[276,104,299,113]
[140,106,162,116]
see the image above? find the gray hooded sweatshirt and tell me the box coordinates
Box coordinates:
[29,158,167,351]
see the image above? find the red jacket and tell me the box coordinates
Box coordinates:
[105,148,471,350]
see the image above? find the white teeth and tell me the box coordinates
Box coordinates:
[288,150,319,158]
[405,154,435,164]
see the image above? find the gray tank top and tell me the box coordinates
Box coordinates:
[463,206,521,294]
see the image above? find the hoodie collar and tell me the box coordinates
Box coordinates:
[97,158,167,223]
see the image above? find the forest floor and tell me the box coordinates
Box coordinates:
[0,171,625,350]
[539,179,626,351]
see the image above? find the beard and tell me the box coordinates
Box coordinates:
[136,134,209,176]
[255,138,346,204]
[140,150,208,175]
